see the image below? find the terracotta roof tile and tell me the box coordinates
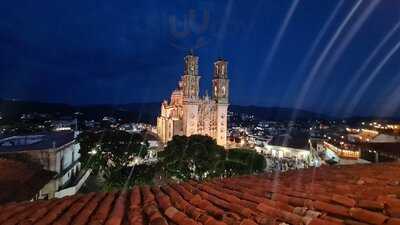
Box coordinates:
[331,194,356,208]
[357,200,384,211]
[164,206,199,225]
[0,203,30,223]
[71,192,107,225]
[128,187,144,225]
[88,192,116,225]
[386,218,400,225]
[349,207,388,225]
[311,201,350,217]
[19,199,63,225]
[320,216,344,225]
[0,158,55,204]
[34,196,80,225]
[2,201,49,225]
[105,192,127,225]
[53,193,96,225]
[342,219,369,225]
[386,207,400,218]
[306,218,342,225]
[1,163,400,224]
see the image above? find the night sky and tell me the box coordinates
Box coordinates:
[0,0,399,117]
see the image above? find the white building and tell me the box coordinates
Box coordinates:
[0,131,90,199]
[370,134,400,143]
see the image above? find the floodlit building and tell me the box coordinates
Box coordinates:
[157,52,229,147]
[259,134,312,160]
[369,133,400,143]
[0,131,90,199]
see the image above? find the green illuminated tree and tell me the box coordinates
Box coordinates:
[159,136,266,181]
[78,130,149,189]
[224,148,266,176]
[159,135,226,181]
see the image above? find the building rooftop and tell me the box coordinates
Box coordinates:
[362,143,400,154]
[361,143,400,162]
[0,158,55,204]
[0,131,75,153]
[269,134,309,149]
[1,163,400,225]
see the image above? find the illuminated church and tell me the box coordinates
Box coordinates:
[157,52,229,147]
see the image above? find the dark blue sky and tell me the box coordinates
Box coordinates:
[0,0,399,117]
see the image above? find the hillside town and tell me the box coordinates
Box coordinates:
[1,1,400,224]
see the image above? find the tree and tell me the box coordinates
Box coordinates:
[78,130,149,189]
[80,132,267,189]
[159,135,226,181]
[224,148,266,176]
[159,136,267,181]
[101,162,162,191]
[78,131,100,170]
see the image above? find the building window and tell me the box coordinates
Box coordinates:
[60,156,64,172]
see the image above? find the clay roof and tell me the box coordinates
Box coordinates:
[362,143,400,155]
[0,158,55,204]
[1,163,400,225]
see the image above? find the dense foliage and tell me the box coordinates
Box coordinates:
[159,135,266,181]
[79,131,267,190]
[102,163,161,191]
[78,130,150,189]
[224,148,267,176]
[159,135,226,180]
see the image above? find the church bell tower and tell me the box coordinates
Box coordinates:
[212,58,229,104]
[182,51,201,136]
[212,58,229,146]
[182,50,200,101]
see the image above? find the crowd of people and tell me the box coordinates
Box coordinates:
[264,155,313,172]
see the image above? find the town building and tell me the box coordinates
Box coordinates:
[0,131,90,199]
[257,133,314,162]
[51,117,77,131]
[157,52,229,147]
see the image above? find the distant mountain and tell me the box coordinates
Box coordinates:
[117,102,161,119]
[0,99,74,119]
[0,99,335,124]
[229,105,331,121]
[344,116,400,124]
[7,99,398,123]
[76,102,161,123]
[0,99,160,124]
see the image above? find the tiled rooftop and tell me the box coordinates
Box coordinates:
[269,133,309,149]
[1,163,400,225]
[0,131,75,153]
[0,158,55,204]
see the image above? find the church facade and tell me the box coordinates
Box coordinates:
[157,52,229,147]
